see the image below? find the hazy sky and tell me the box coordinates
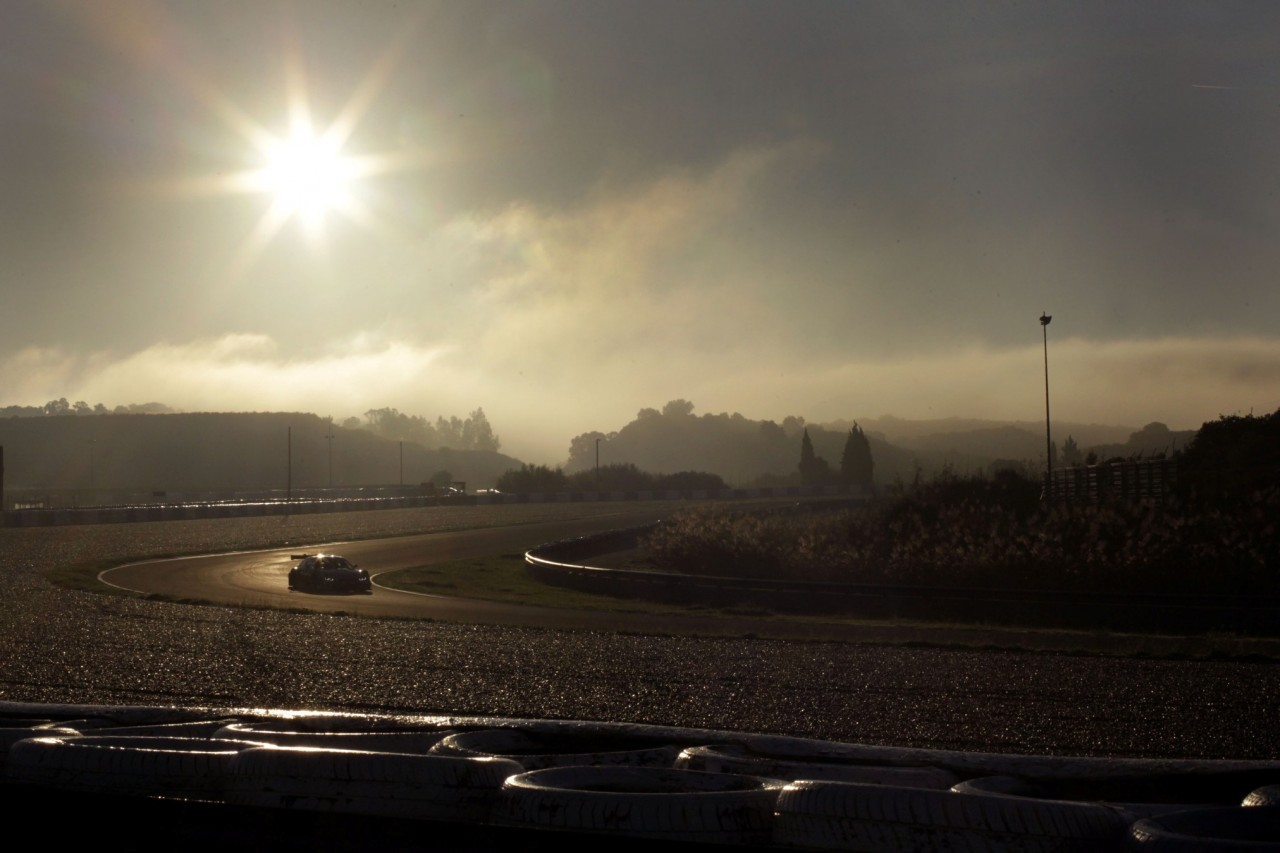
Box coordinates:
[2,1,1278,462]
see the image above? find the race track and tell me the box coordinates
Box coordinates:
[102,507,671,624]
[98,505,880,641]
[4,503,1278,758]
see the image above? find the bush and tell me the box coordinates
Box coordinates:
[644,473,1280,595]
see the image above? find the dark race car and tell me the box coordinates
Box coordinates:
[287,553,372,594]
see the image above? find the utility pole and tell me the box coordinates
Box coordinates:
[595,437,601,488]
[399,441,403,486]
[1040,313,1053,488]
[287,426,292,502]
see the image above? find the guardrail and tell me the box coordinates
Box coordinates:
[526,525,1280,635]
[1,483,869,527]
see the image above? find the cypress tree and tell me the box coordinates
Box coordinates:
[839,423,874,487]
[798,428,829,486]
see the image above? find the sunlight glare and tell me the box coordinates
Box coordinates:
[257,125,356,221]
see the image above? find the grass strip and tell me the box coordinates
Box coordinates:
[376,553,726,616]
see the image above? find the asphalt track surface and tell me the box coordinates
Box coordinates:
[101,508,692,630]
[100,506,910,642]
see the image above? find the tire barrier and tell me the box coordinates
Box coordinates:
[676,743,959,789]
[214,721,454,754]
[1129,806,1280,851]
[773,780,1133,851]
[5,735,267,798]
[952,774,1236,819]
[495,765,785,845]
[223,745,523,822]
[429,727,683,770]
[0,724,80,771]
[1245,787,1280,808]
[2,700,1277,849]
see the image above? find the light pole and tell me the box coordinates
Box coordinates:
[1040,312,1053,487]
[595,437,601,489]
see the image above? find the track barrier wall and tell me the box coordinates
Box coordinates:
[526,524,1280,634]
[1,483,866,527]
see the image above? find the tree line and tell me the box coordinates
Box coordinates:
[799,424,873,487]
[3,399,502,455]
[1,399,175,417]
[354,407,500,453]
[496,462,726,494]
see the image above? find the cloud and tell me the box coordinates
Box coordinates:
[2,333,445,414]
[0,348,81,403]
[689,336,1280,431]
[431,139,830,370]
[3,137,1279,465]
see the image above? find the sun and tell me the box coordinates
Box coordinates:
[124,6,431,278]
[256,123,357,222]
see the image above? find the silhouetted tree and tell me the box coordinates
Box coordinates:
[655,470,727,491]
[1178,408,1280,502]
[568,462,651,491]
[798,428,831,486]
[1061,435,1082,466]
[462,407,500,452]
[496,464,568,493]
[566,430,611,470]
[839,423,874,487]
[662,399,695,417]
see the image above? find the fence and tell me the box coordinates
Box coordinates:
[1047,458,1176,503]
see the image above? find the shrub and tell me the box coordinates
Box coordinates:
[644,473,1280,595]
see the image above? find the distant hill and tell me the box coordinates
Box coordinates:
[827,416,1133,451]
[823,416,1194,471]
[1084,421,1197,462]
[0,412,522,497]
[558,405,1196,488]
[561,404,1035,487]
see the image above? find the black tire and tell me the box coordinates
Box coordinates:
[429,727,682,770]
[1130,806,1280,851]
[774,780,1132,851]
[677,743,958,788]
[495,765,784,845]
[224,745,523,821]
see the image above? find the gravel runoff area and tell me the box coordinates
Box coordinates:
[1,505,1277,761]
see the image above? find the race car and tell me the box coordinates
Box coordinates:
[287,553,372,594]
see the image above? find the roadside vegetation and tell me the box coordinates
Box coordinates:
[644,411,1280,596]
[496,462,727,494]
